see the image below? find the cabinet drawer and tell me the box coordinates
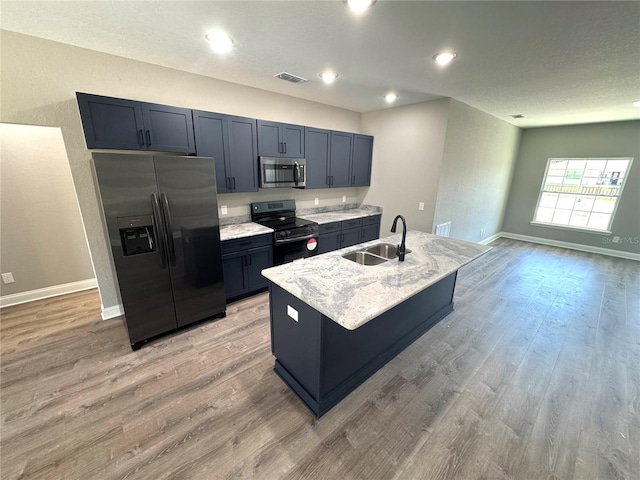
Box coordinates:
[319,222,341,234]
[363,214,381,226]
[222,234,272,254]
[341,218,363,230]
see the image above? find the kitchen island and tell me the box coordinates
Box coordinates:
[261,231,491,417]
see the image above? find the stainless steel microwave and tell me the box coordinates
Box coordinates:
[259,157,306,188]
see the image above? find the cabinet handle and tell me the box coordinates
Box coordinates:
[279,142,283,154]
[326,176,331,186]
[352,175,355,184]
[331,176,334,185]
[137,129,144,146]
[283,142,287,154]
[145,130,151,146]
[232,177,236,190]
[247,255,252,266]
[225,177,231,190]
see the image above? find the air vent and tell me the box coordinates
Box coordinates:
[274,72,308,84]
[510,114,525,119]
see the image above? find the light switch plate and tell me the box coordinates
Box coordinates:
[418,202,425,211]
[220,205,228,215]
[314,198,319,205]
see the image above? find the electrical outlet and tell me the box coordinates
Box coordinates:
[612,236,621,243]
[2,272,15,284]
[480,228,486,237]
[342,196,346,203]
[314,198,319,206]
[418,202,425,211]
[220,205,228,215]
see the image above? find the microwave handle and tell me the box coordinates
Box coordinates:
[294,161,300,185]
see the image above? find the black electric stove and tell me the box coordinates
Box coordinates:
[251,199,319,264]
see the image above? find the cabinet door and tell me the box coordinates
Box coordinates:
[77,93,145,150]
[318,231,341,254]
[247,245,273,291]
[304,127,330,188]
[361,223,380,243]
[341,228,362,248]
[329,131,353,188]
[282,124,305,158]
[141,103,196,153]
[257,120,283,157]
[222,252,249,299]
[227,116,259,192]
[192,110,230,193]
[351,134,373,187]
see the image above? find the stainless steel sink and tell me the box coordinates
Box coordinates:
[365,243,411,260]
[342,251,388,266]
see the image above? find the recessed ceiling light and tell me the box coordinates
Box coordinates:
[633,100,640,107]
[433,52,457,66]
[384,93,398,103]
[205,30,234,54]
[319,71,339,84]
[510,114,525,119]
[347,0,375,13]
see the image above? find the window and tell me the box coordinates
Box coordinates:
[532,157,633,233]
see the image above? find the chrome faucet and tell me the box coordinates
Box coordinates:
[390,215,407,261]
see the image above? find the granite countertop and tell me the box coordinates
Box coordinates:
[261,231,491,330]
[220,222,273,241]
[298,208,382,225]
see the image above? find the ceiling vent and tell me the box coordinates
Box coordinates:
[510,114,525,119]
[274,72,308,84]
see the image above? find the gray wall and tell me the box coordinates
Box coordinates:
[0,31,363,312]
[0,124,95,297]
[361,99,451,233]
[503,121,640,254]
[433,99,521,242]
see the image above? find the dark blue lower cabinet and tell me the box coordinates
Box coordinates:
[268,271,458,417]
[221,235,273,302]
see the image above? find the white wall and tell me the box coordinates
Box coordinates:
[0,30,363,313]
[0,124,95,299]
[361,99,451,233]
[433,99,521,242]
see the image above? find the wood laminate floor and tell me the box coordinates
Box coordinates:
[1,239,638,480]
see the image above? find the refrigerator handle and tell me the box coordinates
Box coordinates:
[150,193,167,269]
[160,193,177,266]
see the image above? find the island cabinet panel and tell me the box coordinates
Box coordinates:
[361,215,381,243]
[269,271,458,417]
[318,216,380,254]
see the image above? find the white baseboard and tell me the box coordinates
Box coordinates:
[0,278,98,308]
[499,232,640,261]
[478,232,503,245]
[101,304,124,320]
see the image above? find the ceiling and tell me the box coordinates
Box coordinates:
[2,1,639,128]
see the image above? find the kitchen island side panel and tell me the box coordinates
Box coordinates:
[269,271,458,417]
[320,271,457,395]
[270,284,323,400]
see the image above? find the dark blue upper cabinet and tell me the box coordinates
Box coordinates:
[76,93,195,153]
[351,134,373,187]
[77,93,145,150]
[329,131,353,188]
[193,110,258,194]
[257,120,305,158]
[192,110,230,193]
[141,103,195,153]
[227,115,258,192]
[304,127,331,188]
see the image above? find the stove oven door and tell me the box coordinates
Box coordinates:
[274,234,319,264]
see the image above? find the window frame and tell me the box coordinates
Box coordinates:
[530,157,634,235]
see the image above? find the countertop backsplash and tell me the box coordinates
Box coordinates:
[219,203,381,226]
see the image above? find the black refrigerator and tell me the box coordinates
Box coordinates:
[93,153,226,349]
